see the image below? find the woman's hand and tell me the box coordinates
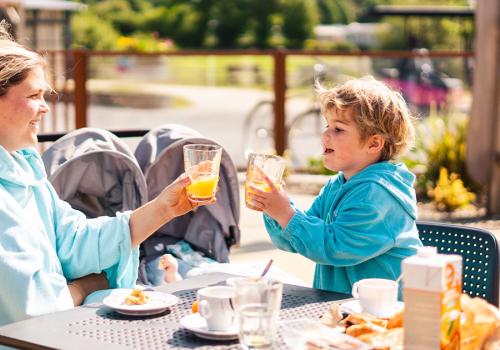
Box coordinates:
[129,173,215,248]
[157,173,215,220]
[247,169,295,229]
[68,272,109,306]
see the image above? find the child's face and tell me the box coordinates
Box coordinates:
[322,108,379,179]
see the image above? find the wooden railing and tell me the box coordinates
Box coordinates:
[43,49,475,156]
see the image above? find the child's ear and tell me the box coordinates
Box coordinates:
[367,135,384,154]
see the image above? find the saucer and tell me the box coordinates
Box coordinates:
[340,299,404,319]
[103,289,179,316]
[180,313,239,341]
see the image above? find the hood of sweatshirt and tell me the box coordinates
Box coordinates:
[336,161,417,219]
[0,147,46,188]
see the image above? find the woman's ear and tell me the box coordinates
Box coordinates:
[367,134,384,154]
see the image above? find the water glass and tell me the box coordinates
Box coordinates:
[233,277,283,348]
[183,144,222,202]
[238,303,274,349]
[245,153,285,210]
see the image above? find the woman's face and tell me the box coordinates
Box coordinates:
[0,66,49,153]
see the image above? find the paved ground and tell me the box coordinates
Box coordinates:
[48,83,315,169]
[230,173,500,288]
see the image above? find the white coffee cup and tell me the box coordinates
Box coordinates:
[351,278,398,318]
[197,286,236,331]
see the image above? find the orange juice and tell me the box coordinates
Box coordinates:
[402,247,462,350]
[187,173,219,202]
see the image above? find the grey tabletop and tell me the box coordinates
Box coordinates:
[0,272,351,350]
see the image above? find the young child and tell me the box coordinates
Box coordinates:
[158,254,183,283]
[247,76,422,295]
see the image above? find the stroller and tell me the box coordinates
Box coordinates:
[42,128,148,218]
[134,124,241,285]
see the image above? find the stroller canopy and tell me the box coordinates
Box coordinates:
[135,124,240,263]
[42,128,148,218]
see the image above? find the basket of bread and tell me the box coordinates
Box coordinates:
[317,294,500,350]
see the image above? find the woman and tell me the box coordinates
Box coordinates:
[0,22,212,326]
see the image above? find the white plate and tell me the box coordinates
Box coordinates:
[341,299,404,319]
[180,313,239,341]
[103,289,179,316]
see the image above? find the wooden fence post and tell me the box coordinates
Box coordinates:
[466,0,500,214]
[73,49,88,129]
[273,50,286,156]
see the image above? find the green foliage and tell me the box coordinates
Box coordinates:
[247,0,280,48]
[71,0,474,51]
[402,113,478,200]
[427,167,476,211]
[142,4,205,47]
[71,11,119,50]
[210,1,250,48]
[281,0,319,48]
[92,0,142,35]
[317,0,354,24]
[306,156,337,175]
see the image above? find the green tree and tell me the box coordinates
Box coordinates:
[281,0,319,48]
[143,4,205,47]
[247,0,280,48]
[157,0,214,48]
[72,11,119,50]
[210,0,249,48]
[317,0,353,24]
[92,0,142,35]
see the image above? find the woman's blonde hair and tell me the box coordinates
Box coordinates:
[317,76,415,161]
[0,20,45,97]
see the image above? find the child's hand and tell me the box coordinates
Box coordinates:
[246,168,295,229]
[159,254,182,283]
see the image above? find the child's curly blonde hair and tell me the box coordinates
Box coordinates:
[317,76,415,161]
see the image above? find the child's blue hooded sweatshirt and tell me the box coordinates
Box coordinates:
[0,147,138,326]
[264,161,422,295]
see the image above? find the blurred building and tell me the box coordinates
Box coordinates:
[314,22,390,49]
[0,0,85,50]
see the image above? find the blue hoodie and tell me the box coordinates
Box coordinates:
[0,147,138,326]
[264,161,422,295]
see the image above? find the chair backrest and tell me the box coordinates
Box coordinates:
[417,221,499,306]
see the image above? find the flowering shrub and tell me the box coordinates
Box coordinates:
[428,167,476,211]
[402,113,478,200]
[117,34,176,52]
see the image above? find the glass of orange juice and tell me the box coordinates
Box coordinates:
[183,144,222,202]
[245,153,285,210]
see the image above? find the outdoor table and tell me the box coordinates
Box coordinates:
[0,272,351,349]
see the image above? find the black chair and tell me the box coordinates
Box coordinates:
[417,221,499,306]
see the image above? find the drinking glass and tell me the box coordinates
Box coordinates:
[183,144,222,202]
[233,277,283,349]
[245,153,285,210]
[238,303,274,349]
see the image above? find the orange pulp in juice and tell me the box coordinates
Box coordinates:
[187,173,219,201]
